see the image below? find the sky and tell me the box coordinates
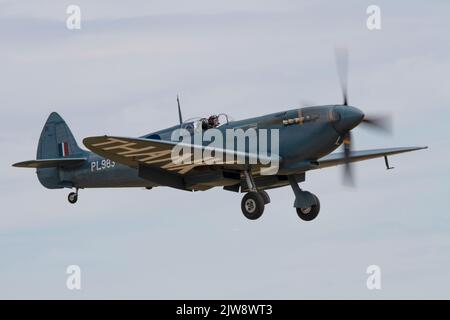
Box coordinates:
[0,0,449,299]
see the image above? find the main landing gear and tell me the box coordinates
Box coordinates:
[241,191,270,220]
[295,194,320,221]
[288,176,320,221]
[239,172,320,222]
[68,188,79,204]
[240,170,271,220]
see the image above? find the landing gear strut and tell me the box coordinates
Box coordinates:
[68,188,79,204]
[288,176,320,221]
[240,170,270,220]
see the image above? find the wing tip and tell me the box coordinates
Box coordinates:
[83,135,107,147]
[412,146,428,151]
[83,135,110,140]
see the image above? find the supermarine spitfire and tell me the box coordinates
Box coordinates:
[13,52,426,221]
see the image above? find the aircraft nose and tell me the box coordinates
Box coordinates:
[333,105,365,133]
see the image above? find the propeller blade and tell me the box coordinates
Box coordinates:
[343,131,354,186]
[335,48,349,106]
[362,115,392,133]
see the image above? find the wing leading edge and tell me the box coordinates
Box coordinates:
[315,146,427,169]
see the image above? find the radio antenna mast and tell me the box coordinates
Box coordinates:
[177,94,183,125]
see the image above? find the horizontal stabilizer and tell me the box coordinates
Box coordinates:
[12,158,87,168]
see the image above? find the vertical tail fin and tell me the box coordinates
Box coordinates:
[36,112,84,189]
[37,112,84,159]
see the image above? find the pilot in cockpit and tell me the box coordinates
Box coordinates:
[201,115,220,130]
[207,115,220,128]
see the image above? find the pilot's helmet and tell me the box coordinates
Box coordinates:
[208,115,219,127]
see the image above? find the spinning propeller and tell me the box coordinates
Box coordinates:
[333,48,392,186]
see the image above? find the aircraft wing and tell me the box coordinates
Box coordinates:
[315,146,427,169]
[83,136,279,175]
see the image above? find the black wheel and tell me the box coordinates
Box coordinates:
[296,195,320,221]
[68,192,78,204]
[241,192,265,220]
[258,190,271,204]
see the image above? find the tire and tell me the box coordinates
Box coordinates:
[68,192,78,204]
[241,192,265,220]
[258,190,271,204]
[296,195,320,221]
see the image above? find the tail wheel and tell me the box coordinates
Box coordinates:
[241,192,265,220]
[68,192,78,204]
[296,195,320,221]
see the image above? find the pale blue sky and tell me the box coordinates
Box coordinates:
[1,0,449,299]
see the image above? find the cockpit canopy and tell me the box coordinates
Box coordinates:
[181,113,232,132]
